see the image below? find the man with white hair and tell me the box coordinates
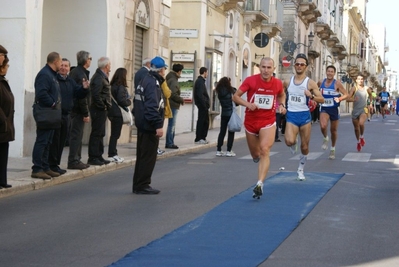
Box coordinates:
[87,57,112,166]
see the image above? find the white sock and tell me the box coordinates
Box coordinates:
[298,154,307,171]
[257,181,263,186]
[331,146,335,151]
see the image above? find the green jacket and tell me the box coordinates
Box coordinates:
[166,71,184,109]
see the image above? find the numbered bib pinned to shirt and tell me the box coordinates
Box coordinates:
[254,94,274,109]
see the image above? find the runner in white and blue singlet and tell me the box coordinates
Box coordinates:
[378,87,390,120]
[319,65,347,160]
[283,54,324,181]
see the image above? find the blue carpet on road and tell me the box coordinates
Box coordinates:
[109,172,344,267]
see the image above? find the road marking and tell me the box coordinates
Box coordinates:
[342,153,371,162]
[394,155,399,165]
[240,152,278,160]
[190,152,218,159]
[290,152,324,160]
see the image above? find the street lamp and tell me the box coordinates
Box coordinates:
[296,32,315,48]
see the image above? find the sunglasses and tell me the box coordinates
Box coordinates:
[295,63,307,67]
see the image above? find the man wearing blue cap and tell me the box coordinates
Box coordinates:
[132,56,167,194]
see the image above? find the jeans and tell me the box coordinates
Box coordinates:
[217,115,235,151]
[108,116,123,157]
[166,108,179,146]
[32,129,54,173]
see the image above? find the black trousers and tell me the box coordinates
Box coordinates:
[49,114,70,169]
[108,116,123,157]
[68,113,86,164]
[0,142,9,186]
[132,130,159,191]
[217,115,235,151]
[195,107,209,141]
[88,108,107,159]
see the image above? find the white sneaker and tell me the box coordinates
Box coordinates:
[321,136,329,150]
[328,150,335,160]
[297,170,306,181]
[216,151,225,157]
[225,151,236,157]
[195,139,208,144]
[112,155,124,163]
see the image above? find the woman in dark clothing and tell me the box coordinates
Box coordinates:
[107,68,132,163]
[215,77,236,157]
[0,58,14,189]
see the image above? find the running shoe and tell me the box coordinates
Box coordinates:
[328,150,335,160]
[321,136,329,150]
[108,155,124,163]
[297,170,306,181]
[360,137,365,147]
[216,151,225,157]
[357,143,362,152]
[252,184,263,199]
[195,139,209,144]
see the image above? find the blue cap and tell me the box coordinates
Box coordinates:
[151,56,168,69]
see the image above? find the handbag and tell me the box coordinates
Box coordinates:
[32,102,62,129]
[111,96,133,126]
[228,102,242,132]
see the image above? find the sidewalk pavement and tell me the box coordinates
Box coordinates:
[1,127,246,198]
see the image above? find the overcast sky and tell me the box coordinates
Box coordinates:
[366,0,398,71]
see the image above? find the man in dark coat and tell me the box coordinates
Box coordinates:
[48,58,89,174]
[87,57,112,166]
[193,67,210,144]
[68,50,92,170]
[132,56,166,195]
[31,52,63,180]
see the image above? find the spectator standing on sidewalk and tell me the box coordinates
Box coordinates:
[107,68,131,163]
[193,67,210,144]
[132,56,166,195]
[31,52,63,180]
[48,58,89,174]
[87,57,112,166]
[165,63,185,149]
[0,48,14,189]
[215,77,236,157]
[68,51,92,170]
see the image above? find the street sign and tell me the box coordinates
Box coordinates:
[253,33,269,48]
[282,56,291,67]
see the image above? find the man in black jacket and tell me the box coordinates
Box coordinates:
[48,58,89,174]
[193,67,210,144]
[68,50,92,170]
[87,57,112,166]
[31,52,63,180]
[132,56,166,194]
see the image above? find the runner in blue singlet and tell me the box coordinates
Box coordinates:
[318,65,348,160]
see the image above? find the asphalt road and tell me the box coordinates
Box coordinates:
[1,115,398,267]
